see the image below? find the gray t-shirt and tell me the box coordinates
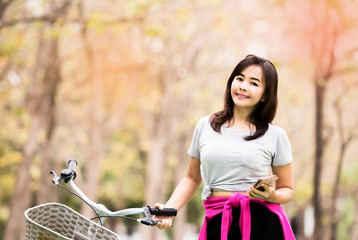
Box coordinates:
[188,116,292,201]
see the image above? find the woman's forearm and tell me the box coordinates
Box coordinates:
[269,187,294,204]
[165,176,201,211]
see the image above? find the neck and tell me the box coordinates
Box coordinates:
[233,107,252,122]
[228,108,254,131]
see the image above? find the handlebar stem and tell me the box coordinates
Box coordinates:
[68,180,108,214]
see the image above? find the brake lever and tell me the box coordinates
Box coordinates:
[140,206,161,226]
[140,219,161,226]
[50,170,61,185]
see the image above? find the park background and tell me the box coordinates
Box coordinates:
[0,0,358,239]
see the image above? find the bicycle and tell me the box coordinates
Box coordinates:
[24,160,177,240]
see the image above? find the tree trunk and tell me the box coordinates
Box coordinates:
[37,31,61,205]
[138,74,178,239]
[81,83,104,217]
[312,79,326,240]
[0,0,14,20]
[324,101,356,240]
[3,117,41,240]
[324,139,345,240]
[172,136,190,240]
[78,19,105,218]
[141,136,168,239]
[3,3,70,239]
[311,1,338,237]
[3,26,46,240]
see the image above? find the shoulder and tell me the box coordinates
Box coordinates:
[192,115,213,135]
[266,124,291,144]
[197,115,211,125]
[193,115,211,129]
[267,124,288,136]
[268,124,293,165]
[267,124,292,149]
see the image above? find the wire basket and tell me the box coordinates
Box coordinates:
[25,203,120,240]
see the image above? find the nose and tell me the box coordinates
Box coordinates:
[239,82,247,91]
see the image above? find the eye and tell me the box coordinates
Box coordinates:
[251,82,259,86]
[235,76,243,81]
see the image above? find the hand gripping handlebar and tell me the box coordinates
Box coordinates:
[141,206,177,226]
[149,206,177,216]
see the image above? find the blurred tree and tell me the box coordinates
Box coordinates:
[308,1,358,238]
[326,98,358,240]
[0,0,15,79]
[3,1,71,239]
[134,3,205,238]
[77,1,106,217]
[310,3,337,238]
[71,0,146,218]
[271,0,358,238]
[0,0,14,21]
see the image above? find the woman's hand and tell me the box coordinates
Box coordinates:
[246,183,277,203]
[153,203,175,230]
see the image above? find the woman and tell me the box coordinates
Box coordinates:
[155,54,295,240]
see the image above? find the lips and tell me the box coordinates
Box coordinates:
[235,93,249,99]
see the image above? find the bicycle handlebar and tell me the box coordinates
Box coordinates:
[68,160,77,172]
[50,160,177,226]
[149,206,177,216]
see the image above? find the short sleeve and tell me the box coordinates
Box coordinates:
[272,128,293,167]
[187,116,208,160]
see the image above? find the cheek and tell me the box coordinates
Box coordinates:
[230,83,236,94]
[231,81,239,91]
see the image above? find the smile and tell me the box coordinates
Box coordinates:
[235,93,249,99]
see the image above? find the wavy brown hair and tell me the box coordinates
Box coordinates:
[210,54,278,140]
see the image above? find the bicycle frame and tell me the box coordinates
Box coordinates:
[67,179,145,221]
[50,160,176,226]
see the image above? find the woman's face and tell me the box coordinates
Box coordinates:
[230,65,266,113]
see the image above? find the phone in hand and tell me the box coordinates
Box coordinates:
[253,175,279,191]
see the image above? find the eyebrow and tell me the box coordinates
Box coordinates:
[238,73,261,82]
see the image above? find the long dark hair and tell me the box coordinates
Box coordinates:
[210,54,278,140]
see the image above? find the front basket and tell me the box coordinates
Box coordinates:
[25,202,120,240]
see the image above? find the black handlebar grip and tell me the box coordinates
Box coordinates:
[149,207,177,216]
[68,160,77,172]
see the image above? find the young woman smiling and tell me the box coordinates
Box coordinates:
[154,55,295,240]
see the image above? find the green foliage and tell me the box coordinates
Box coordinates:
[341,160,358,191]
[337,196,355,240]
[99,121,146,210]
[186,185,204,229]
[0,32,21,56]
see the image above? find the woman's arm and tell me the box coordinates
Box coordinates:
[155,157,202,229]
[247,162,294,204]
[165,157,202,210]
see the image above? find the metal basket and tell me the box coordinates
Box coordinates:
[25,203,120,240]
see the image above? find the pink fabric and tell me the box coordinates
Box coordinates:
[198,193,295,240]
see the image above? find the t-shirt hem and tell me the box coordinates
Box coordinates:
[272,160,292,167]
[187,150,200,160]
